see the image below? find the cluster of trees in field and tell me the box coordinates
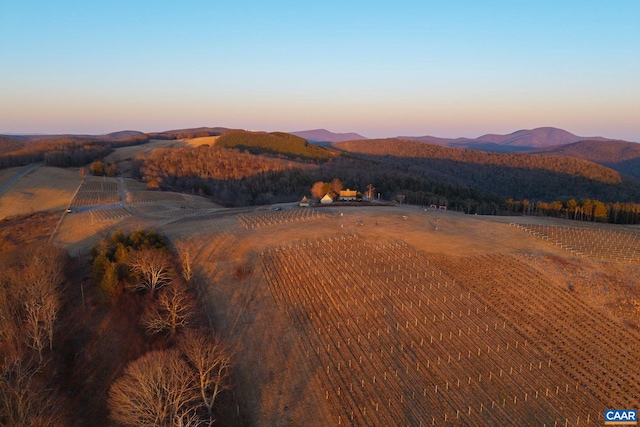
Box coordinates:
[0,134,148,169]
[0,228,233,426]
[91,230,234,426]
[0,244,70,426]
[216,130,332,162]
[88,160,118,177]
[504,198,640,224]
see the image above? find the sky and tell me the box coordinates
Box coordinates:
[1,1,639,141]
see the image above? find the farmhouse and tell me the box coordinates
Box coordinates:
[299,196,309,207]
[320,193,333,204]
[339,189,357,201]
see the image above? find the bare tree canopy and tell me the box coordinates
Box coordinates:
[0,355,68,427]
[108,349,198,427]
[141,282,195,336]
[330,178,343,195]
[174,239,195,285]
[180,330,233,418]
[0,244,64,361]
[128,248,173,296]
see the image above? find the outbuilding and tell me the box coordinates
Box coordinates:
[320,194,333,204]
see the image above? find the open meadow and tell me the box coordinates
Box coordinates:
[0,165,81,219]
[1,161,639,426]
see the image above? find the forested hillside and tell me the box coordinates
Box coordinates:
[534,140,640,179]
[0,134,149,169]
[333,139,638,202]
[216,130,332,162]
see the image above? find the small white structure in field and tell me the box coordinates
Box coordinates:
[320,194,333,204]
[299,196,309,207]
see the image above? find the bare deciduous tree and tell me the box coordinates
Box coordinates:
[1,245,64,362]
[128,248,173,296]
[108,349,198,427]
[330,178,343,195]
[141,282,195,336]
[180,330,233,419]
[174,240,195,285]
[366,183,376,200]
[0,354,67,427]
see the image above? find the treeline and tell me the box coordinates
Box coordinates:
[505,198,640,224]
[0,134,148,169]
[216,130,332,162]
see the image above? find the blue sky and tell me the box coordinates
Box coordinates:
[1,1,639,140]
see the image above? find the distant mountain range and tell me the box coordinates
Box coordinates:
[398,127,614,152]
[289,127,627,153]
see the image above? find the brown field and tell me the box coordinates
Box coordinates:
[0,165,26,187]
[103,139,186,164]
[185,135,219,146]
[0,166,81,219]
[103,136,217,168]
[2,162,639,426]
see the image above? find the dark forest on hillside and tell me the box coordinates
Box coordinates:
[0,134,149,169]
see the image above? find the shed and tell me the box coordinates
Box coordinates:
[320,194,333,204]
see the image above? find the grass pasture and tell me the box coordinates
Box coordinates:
[103,139,186,164]
[0,166,81,219]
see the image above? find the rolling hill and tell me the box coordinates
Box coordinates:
[331,138,639,202]
[216,130,332,161]
[533,139,640,179]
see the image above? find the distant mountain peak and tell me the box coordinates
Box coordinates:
[290,129,368,145]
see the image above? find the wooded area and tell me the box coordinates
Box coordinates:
[0,229,234,427]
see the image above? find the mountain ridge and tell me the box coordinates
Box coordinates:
[398,127,616,151]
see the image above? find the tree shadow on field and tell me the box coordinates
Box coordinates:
[193,250,330,427]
